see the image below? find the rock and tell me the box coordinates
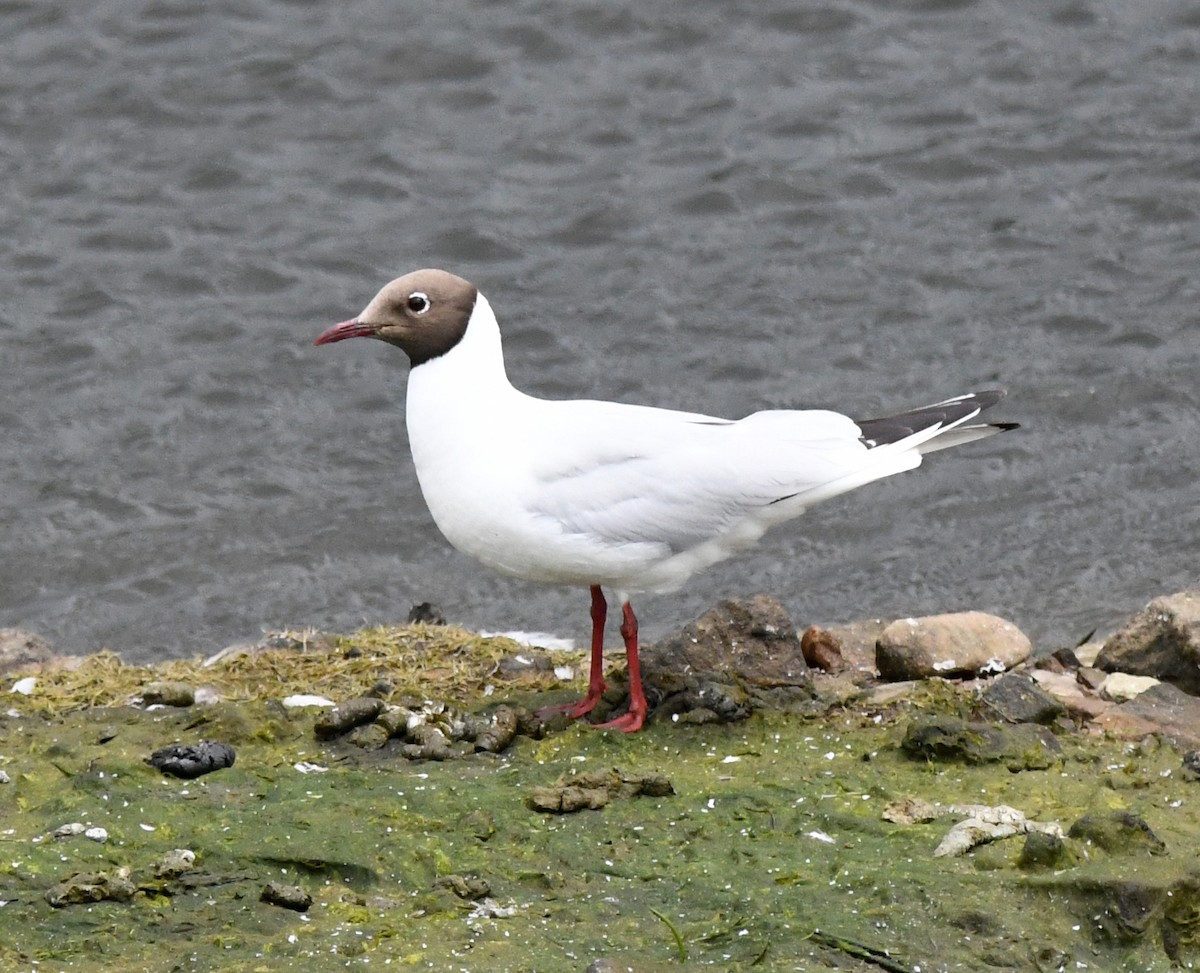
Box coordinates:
[645,595,809,689]
[153,848,197,879]
[147,741,236,779]
[1099,672,1160,702]
[816,618,888,673]
[407,602,446,625]
[45,869,136,908]
[1076,667,1107,692]
[261,881,312,912]
[1018,831,1074,870]
[1028,669,1113,721]
[800,626,844,672]
[0,628,56,675]
[1104,683,1200,749]
[1096,590,1200,694]
[434,874,491,900]
[979,672,1067,725]
[313,696,385,739]
[1182,750,1200,781]
[1074,640,1105,667]
[901,717,1061,771]
[1067,811,1166,856]
[876,612,1032,681]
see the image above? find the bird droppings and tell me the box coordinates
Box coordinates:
[526,768,675,814]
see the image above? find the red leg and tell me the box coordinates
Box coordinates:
[591,600,647,732]
[536,585,608,720]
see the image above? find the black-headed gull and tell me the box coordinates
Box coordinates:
[316,269,1016,732]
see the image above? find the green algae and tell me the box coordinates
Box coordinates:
[2,628,1200,972]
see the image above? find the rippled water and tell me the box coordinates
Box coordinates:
[2,0,1197,662]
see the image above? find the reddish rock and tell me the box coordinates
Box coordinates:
[876,611,1032,682]
[814,618,887,674]
[1108,683,1200,750]
[1095,591,1200,695]
[800,626,844,672]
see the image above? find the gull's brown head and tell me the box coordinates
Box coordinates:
[315,269,478,366]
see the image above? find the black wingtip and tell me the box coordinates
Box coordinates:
[855,390,1016,447]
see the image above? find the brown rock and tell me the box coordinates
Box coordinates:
[1096,591,1200,694]
[0,629,56,675]
[817,618,888,673]
[876,611,1032,681]
[645,594,809,688]
[800,626,844,672]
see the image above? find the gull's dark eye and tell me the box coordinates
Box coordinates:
[407,292,431,314]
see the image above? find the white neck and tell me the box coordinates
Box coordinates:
[404,292,525,459]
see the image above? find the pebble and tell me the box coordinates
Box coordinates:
[153,848,197,879]
[1099,672,1160,702]
[261,881,312,912]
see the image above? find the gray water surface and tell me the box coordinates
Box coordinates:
[2,0,1198,662]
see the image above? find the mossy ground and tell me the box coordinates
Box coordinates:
[1,627,1198,972]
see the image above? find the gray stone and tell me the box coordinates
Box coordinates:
[261,881,312,912]
[1096,590,1200,694]
[901,717,1061,771]
[876,611,1032,681]
[980,672,1067,725]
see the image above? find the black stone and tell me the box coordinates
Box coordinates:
[980,672,1067,725]
[147,741,236,779]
